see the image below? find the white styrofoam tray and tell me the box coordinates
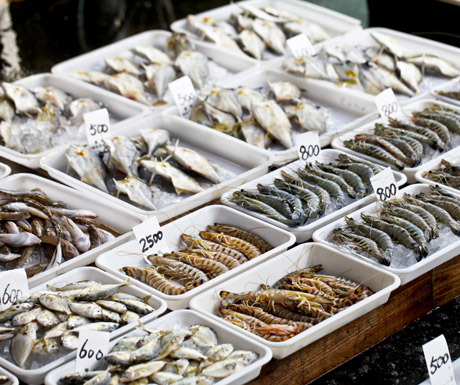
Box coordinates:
[96,205,296,310]
[0,266,167,385]
[41,112,273,223]
[189,242,400,359]
[220,149,407,242]
[0,162,11,180]
[432,76,460,107]
[0,174,145,288]
[0,73,146,169]
[0,367,18,385]
[44,309,272,385]
[312,183,460,285]
[331,98,460,183]
[171,0,361,61]
[51,30,257,107]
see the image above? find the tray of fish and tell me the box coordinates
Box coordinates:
[96,205,295,310]
[282,27,460,103]
[0,73,146,169]
[331,98,460,183]
[189,242,399,359]
[40,113,273,223]
[170,0,361,61]
[220,149,406,242]
[0,266,167,385]
[176,68,376,160]
[44,309,272,385]
[51,30,257,109]
[0,173,145,288]
[432,76,460,107]
[312,183,460,285]
[0,367,18,385]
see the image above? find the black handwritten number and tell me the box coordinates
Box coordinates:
[430,353,449,375]
[299,144,320,161]
[89,124,109,136]
[79,339,104,361]
[376,183,397,202]
[177,93,195,106]
[2,283,22,305]
[139,231,163,252]
[381,102,399,117]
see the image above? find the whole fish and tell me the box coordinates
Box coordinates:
[105,57,140,76]
[114,177,156,210]
[238,30,265,60]
[175,51,209,90]
[2,82,40,115]
[104,136,140,177]
[10,322,39,367]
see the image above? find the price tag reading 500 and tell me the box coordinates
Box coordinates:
[84,108,112,161]
[423,335,456,385]
[133,217,167,255]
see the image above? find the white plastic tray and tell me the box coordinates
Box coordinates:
[0,162,11,180]
[51,30,257,107]
[171,0,362,60]
[0,73,146,169]
[44,309,272,385]
[331,98,460,183]
[96,205,296,310]
[0,367,18,385]
[220,149,407,242]
[312,183,460,285]
[0,173,145,288]
[41,112,273,223]
[0,266,167,385]
[189,242,400,359]
[432,76,460,107]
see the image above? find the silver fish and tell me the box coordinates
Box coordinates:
[371,31,414,58]
[170,347,207,360]
[36,309,60,328]
[74,281,129,302]
[0,94,15,122]
[10,322,39,367]
[263,5,299,21]
[284,102,327,133]
[32,86,71,110]
[67,315,92,329]
[284,19,331,43]
[396,61,422,93]
[105,73,150,105]
[239,118,271,149]
[150,372,183,385]
[12,307,42,326]
[104,135,139,177]
[252,19,285,55]
[142,63,176,99]
[235,87,265,112]
[268,81,301,103]
[190,325,217,348]
[105,57,140,75]
[114,177,156,210]
[112,298,154,315]
[237,3,285,22]
[32,338,59,354]
[72,71,112,86]
[47,280,102,291]
[358,64,385,95]
[68,98,101,125]
[39,293,71,314]
[48,207,98,218]
[0,232,41,247]
[175,51,209,90]
[2,82,40,115]
[69,301,103,319]
[119,361,166,383]
[369,64,415,96]
[120,310,140,325]
[61,331,79,350]
[43,321,68,340]
[205,343,234,362]
[407,55,460,77]
[63,216,91,253]
[70,321,119,333]
[238,30,265,60]
[100,309,121,323]
[203,102,237,135]
[206,87,242,120]
[166,32,193,59]
[201,358,246,378]
[139,127,170,157]
[3,202,49,219]
[132,45,171,65]
[283,56,339,81]
[96,300,127,314]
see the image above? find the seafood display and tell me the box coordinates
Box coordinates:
[122,223,274,295]
[185,4,332,60]
[188,80,329,150]
[283,30,460,97]
[0,187,121,278]
[216,264,373,342]
[0,279,157,369]
[70,32,232,106]
[56,322,259,384]
[435,78,460,104]
[0,82,107,154]
[229,154,384,227]
[327,185,460,267]
[421,158,460,190]
[342,103,460,170]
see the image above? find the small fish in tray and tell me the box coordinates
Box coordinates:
[230,154,383,227]
[0,279,156,369]
[57,323,258,384]
[344,103,460,170]
[423,158,460,190]
[0,187,121,278]
[216,264,373,342]
[122,223,274,295]
[327,185,460,268]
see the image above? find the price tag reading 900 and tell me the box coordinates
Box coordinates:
[375,88,404,121]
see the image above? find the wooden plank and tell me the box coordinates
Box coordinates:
[432,254,460,307]
[248,272,432,385]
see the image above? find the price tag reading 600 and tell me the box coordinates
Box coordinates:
[76,330,110,373]
[0,269,29,311]
[133,217,167,255]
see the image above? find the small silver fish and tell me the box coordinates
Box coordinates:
[69,301,103,319]
[39,293,71,314]
[142,63,176,99]
[407,55,460,77]
[166,32,193,59]
[252,19,286,55]
[36,309,60,328]
[32,338,59,354]
[114,177,156,210]
[283,19,331,43]
[61,331,79,350]
[132,45,171,65]
[371,31,414,58]
[63,216,91,253]
[0,232,41,247]
[205,343,234,362]
[206,87,243,120]
[396,61,422,93]
[369,64,415,96]
[268,81,301,103]
[190,325,217,348]
[175,51,209,90]
[203,102,237,135]
[139,127,170,157]
[3,202,49,219]
[235,87,265,112]
[72,71,112,86]
[104,135,140,177]
[32,86,71,110]
[105,73,150,105]
[70,321,119,333]
[10,322,39,367]
[12,307,42,326]
[238,30,265,60]
[67,315,91,329]
[239,118,271,149]
[0,96,15,122]
[201,358,246,378]
[105,57,140,75]
[2,82,40,115]
[283,56,339,82]
[96,300,127,314]
[68,98,101,125]
[74,281,129,302]
[119,361,166,383]
[284,102,327,133]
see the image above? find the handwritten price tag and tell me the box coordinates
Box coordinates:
[84,108,111,160]
[370,167,399,203]
[295,131,321,165]
[423,335,456,385]
[0,269,29,311]
[375,88,404,121]
[76,330,110,373]
[287,34,316,58]
[168,76,197,118]
[133,216,167,255]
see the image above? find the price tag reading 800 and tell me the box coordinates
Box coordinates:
[296,131,321,165]
[168,76,197,118]
[370,167,399,203]
[422,335,456,385]
[76,330,110,373]
[133,216,167,255]
[375,88,404,121]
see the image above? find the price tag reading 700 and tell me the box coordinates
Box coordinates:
[133,217,167,255]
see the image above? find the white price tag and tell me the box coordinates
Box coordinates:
[0,269,29,311]
[84,108,111,158]
[76,330,110,373]
[423,335,456,385]
[287,34,316,58]
[133,216,167,255]
[375,88,404,121]
[168,76,197,118]
[295,131,321,165]
[370,167,399,203]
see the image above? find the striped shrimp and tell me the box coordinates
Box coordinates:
[272,179,321,218]
[415,111,460,135]
[262,302,328,324]
[315,162,366,199]
[183,248,240,269]
[233,189,293,219]
[336,161,375,194]
[343,140,406,170]
[161,251,229,278]
[392,201,439,238]
[438,159,460,176]
[121,266,186,295]
[411,116,452,147]
[381,205,432,241]
[304,163,356,197]
[337,153,384,174]
[282,276,336,299]
[389,117,446,151]
[422,196,460,221]
[198,231,261,260]
[379,136,422,167]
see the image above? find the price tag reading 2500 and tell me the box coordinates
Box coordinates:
[133,217,167,255]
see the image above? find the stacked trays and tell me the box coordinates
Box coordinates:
[0,162,11,179]
[0,367,18,385]
[96,205,296,309]
[221,149,406,242]
[0,267,167,384]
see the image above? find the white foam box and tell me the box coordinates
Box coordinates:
[1,73,146,169]
[41,112,273,223]
[0,367,18,385]
[0,173,145,288]
[220,149,407,242]
[0,266,167,385]
[96,205,296,310]
[44,309,272,385]
[331,98,460,183]
[432,75,460,107]
[189,242,400,359]
[51,30,258,107]
[312,183,460,285]
[171,0,362,61]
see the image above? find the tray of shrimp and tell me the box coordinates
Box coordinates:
[313,183,460,285]
[96,205,296,310]
[189,242,400,359]
[432,76,460,107]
